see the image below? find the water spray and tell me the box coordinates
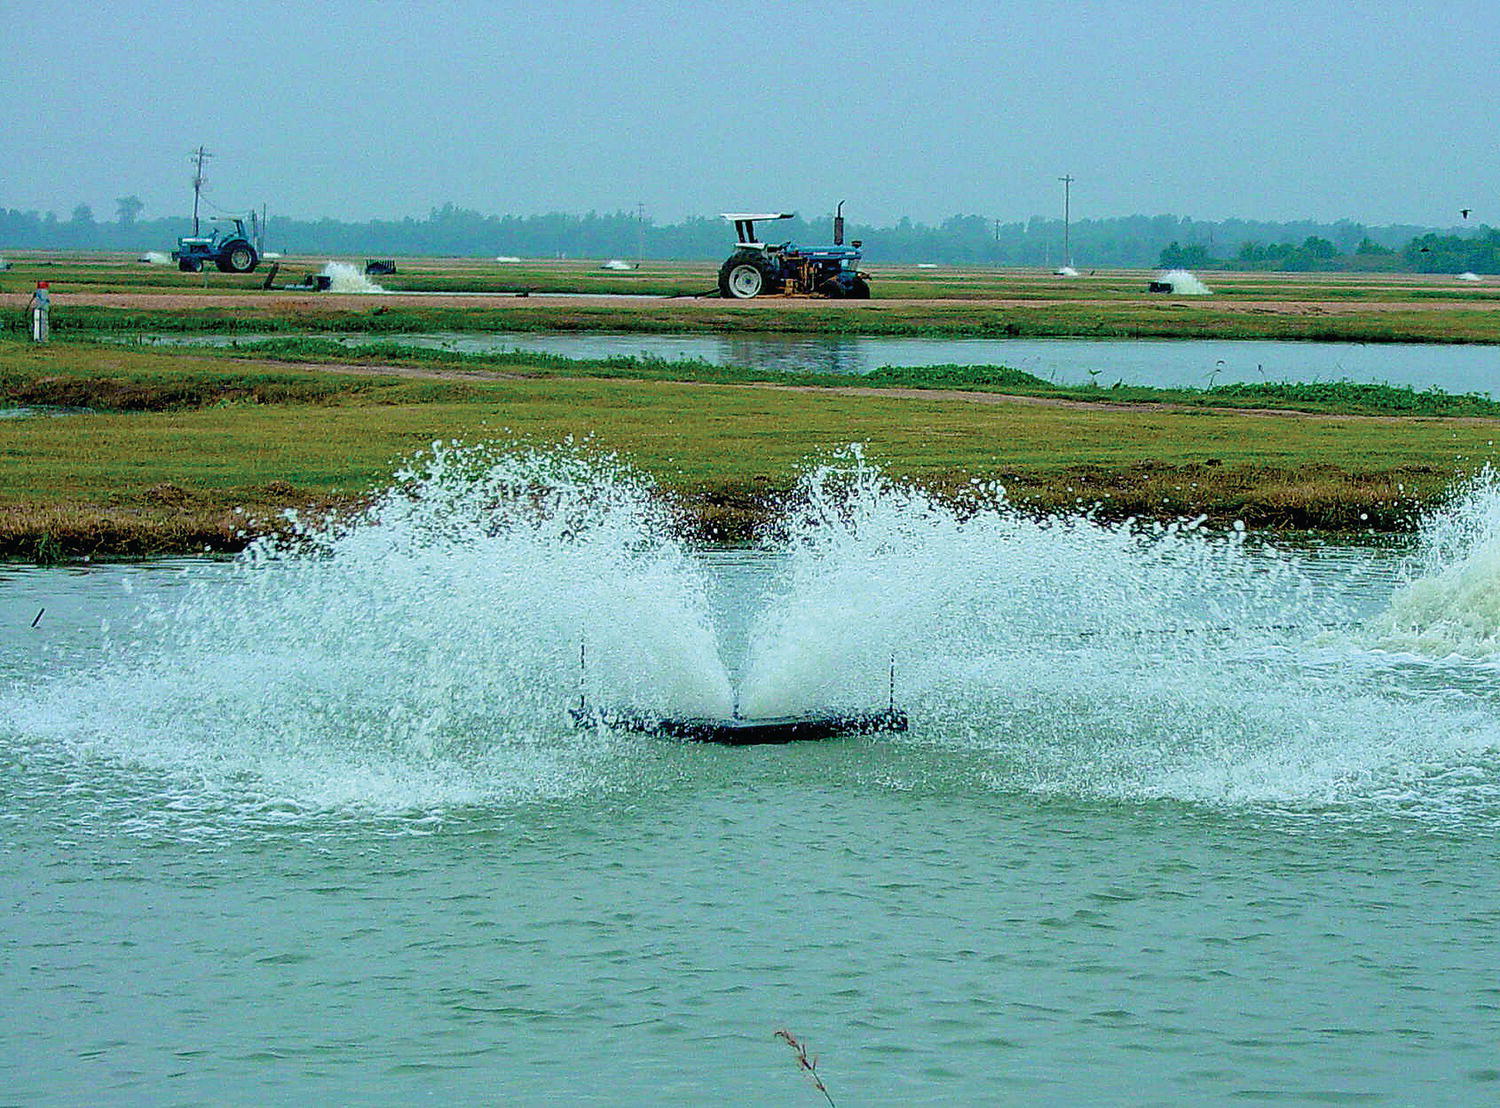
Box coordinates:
[1157,269,1213,295]
[15,441,1500,814]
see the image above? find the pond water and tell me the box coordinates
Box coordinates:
[0,405,92,420]
[5,447,1500,1104]
[137,330,1500,392]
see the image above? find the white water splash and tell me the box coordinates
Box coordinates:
[734,447,1500,810]
[1365,470,1500,656]
[4,444,729,812]
[139,251,172,265]
[6,444,1500,818]
[1056,265,1079,277]
[1458,272,1483,282]
[321,261,386,293]
[1159,269,1213,295]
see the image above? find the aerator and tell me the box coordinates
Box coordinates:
[568,645,908,745]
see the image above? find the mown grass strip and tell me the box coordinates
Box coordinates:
[13,294,1500,344]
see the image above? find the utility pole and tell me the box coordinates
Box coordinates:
[189,145,213,236]
[1058,174,1075,267]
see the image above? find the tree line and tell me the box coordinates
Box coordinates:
[0,197,1487,271]
[1160,228,1500,273]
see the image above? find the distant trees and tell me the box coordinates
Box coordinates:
[1214,230,1500,273]
[1402,229,1500,274]
[0,199,1491,271]
[1158,241,1217,268]
[1231,235,1346,271]
[115,195,144,227]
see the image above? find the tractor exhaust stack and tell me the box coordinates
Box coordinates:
[834,200,845,246]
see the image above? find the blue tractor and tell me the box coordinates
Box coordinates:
[717,202,870,299]
[172,216,260,273]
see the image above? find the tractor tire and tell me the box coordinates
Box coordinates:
[217,241,259,274]
[178,258,203,273]
[718,251,776,299]
[849,276,871,299]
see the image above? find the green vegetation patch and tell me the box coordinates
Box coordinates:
[4,338,1498,555]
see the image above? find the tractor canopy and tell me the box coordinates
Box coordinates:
[721,212,795,246]
[176,218,250,251]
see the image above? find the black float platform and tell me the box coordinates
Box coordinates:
[569,706,908,745]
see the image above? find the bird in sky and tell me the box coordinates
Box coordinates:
[1461,208,1472,219]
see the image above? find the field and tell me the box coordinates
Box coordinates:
[4,253,1500,557]
[4,331,1498,558]
[5,251,1500,343]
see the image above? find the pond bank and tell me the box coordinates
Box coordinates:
[0,463,1440,561]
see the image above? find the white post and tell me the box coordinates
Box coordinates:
[29,284,50,343]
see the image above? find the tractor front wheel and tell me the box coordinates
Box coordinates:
[718,252,774,299]
[178,258,203,273]
[849,276,871,300]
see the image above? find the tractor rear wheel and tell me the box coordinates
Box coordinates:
[718,251,775,299]
[217,242,259,273]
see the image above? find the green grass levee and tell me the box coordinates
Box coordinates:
[2,337,1495,558]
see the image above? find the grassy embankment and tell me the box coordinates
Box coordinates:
[31,299,1500,345]
[3,337,1496,559]
[6,253,1500,343]
[8,251,1500,301]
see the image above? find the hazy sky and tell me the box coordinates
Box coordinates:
[5,0,1496,227]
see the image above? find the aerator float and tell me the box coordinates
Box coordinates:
[716,202,870,299]
[568,646,908,745]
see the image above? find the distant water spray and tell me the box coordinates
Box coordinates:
[1364,469,1500,656]
[321,261,386,293]
[1159,268,1213,295]
[1057,265,1079,277]
[139,251,172,265]
[1458,272,1483,282]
